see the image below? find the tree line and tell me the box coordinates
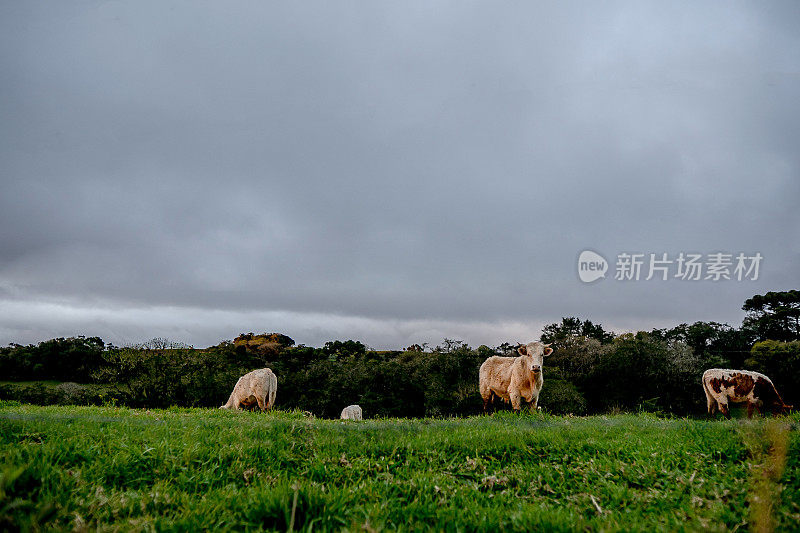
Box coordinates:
[1,290,798,417]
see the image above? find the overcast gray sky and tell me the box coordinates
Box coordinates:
[1,1,798,349]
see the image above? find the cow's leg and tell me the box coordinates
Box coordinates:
[490,393,501,413]
[479,380,492,414]
[510,391,522,412]
[719,402,731,420]
[703,380,721,418]
[746,402,755,419]
[529,394,539,411]
[481,390,493,414]
[706,394,716,416]
[256,395,267,412]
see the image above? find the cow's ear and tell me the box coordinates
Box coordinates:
[517,345,527,356]
[544,347,553,357]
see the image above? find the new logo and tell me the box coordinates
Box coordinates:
[578,250,608,283]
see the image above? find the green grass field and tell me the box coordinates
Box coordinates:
[1,403,798,532]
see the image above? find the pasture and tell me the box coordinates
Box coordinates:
[1,403,798,531]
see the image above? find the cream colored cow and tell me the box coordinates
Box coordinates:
[479,342,553,412]
[220,368,277,411]
[340,404,363,420]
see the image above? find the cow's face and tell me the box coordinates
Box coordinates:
[775,403,793,415]
[517,342,553,374]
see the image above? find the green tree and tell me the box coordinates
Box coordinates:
[742,290,800,342]
[541,317,614,347]
[650,321,751,368]
[322,340,367,360]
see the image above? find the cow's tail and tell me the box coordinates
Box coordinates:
[268,372,277,410]
[766,378,788,410]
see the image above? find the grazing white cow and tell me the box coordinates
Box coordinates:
[702,368,791,419]
[220,368,277,411]
[340,404,363,420]
[479,342,553,412]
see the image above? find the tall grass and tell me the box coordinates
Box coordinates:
[1,403,798,531]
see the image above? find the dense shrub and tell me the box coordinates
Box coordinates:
[0,334,709,416]
[3,300,799,416]
[544,333,706,415]
[584,333,705,414]
[538,379,587,415]
[545,336,603,384]
[0,381,122,406]
[746,340,800,406]
[0,337,105,382]
[412,342,487,416]
[91,343,250,408]
[3,291,797,415]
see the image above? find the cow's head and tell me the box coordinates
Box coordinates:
[517,342,553,374]
[773,402,793,416]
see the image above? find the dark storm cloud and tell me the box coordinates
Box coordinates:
[1,1,799,348]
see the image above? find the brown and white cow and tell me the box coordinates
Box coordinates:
[702,368,791,419]
[479,341,553,412]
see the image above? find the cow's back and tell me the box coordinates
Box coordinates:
[237,368,276,399]
[702,368,774,401]
[480,356,515,382]
[251,368,276,391]
[341,404,363,420]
